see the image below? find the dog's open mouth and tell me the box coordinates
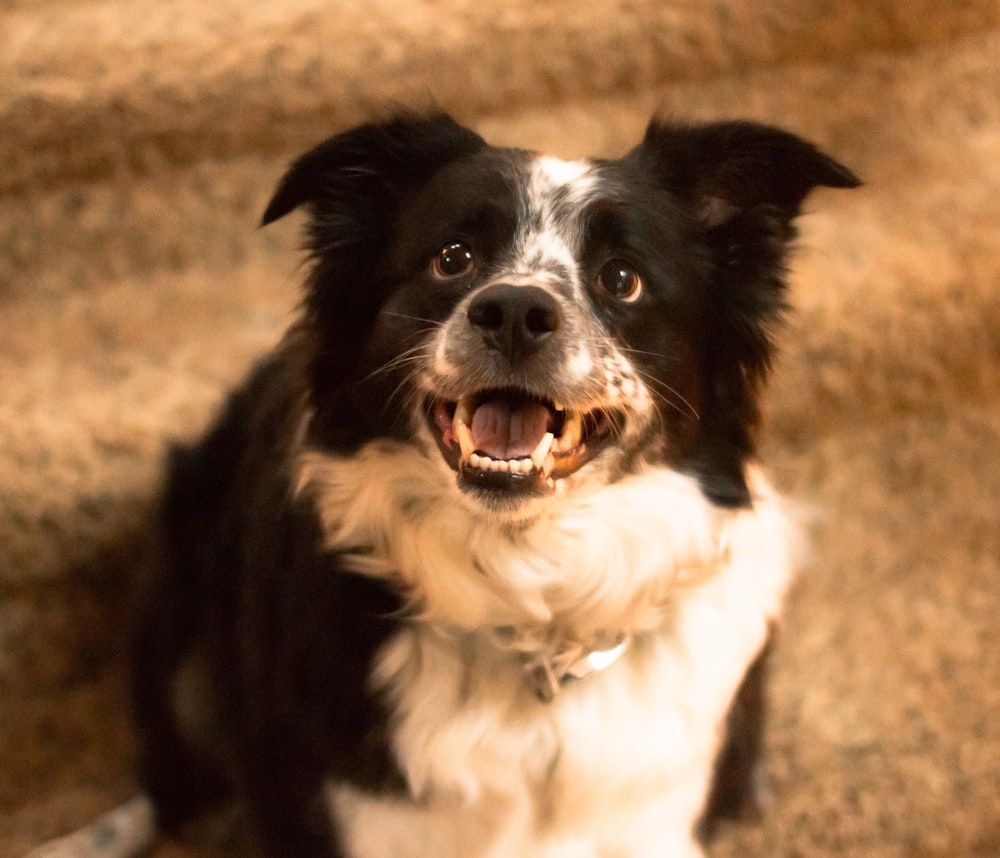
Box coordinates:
[428,389,620,496]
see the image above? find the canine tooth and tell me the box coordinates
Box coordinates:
[452,400,475,459]
[553,411,582,453]
[455,420,475,458]
[530,432,555,469]
[454,399,473,426]
[553,401,565,412]
[541,452,556,478]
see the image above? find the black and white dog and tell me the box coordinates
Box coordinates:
[32,112,858,858]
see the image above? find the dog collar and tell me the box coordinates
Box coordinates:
[521,636,631,703]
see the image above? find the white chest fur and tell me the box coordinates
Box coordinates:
[300,444,794,858]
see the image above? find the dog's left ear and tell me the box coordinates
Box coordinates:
[632,120,860,507]
[632,119,861,230]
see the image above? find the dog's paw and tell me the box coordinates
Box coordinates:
[23,795,156,858]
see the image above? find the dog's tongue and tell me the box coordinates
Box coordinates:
[471,398,551,460]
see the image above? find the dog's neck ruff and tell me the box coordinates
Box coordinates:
[297,439,790,699]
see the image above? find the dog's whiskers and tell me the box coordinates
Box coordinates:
[361,342,428,383]
[638,373,700,422]
[568,340,699,423]
[613,346,700,421]
[381,311,444,327]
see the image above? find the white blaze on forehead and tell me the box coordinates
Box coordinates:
[532,155,595,192]
[513,155,600,278]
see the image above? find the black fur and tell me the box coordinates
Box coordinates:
[621,121,859,504]
[699,635,775,839]
[131,112,858,857]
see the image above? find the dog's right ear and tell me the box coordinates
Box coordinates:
[260,112,486,226]
[261,113,486,404]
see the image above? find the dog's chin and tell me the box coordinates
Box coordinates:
[424,388,624,517]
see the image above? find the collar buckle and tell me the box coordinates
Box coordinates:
[524,635,631,703]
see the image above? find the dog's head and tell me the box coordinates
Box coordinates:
[264,112,858,518]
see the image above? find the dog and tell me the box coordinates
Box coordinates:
[29,112,858,858]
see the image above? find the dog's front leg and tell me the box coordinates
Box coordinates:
[697,635,773,841]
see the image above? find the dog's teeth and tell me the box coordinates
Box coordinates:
[466,451,536,475]
[564,411,583,447]
[553,411,582,453]
[453,400,476,460]
[455,420,475,459]
[553,401,565,412]
[454,399,473,426]
[530,432,555,469]
[541,452,556,478]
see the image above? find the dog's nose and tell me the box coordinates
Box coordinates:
[467,284,561,362]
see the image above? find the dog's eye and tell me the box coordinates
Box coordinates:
[597,260,643,303]
[432,242,475,279]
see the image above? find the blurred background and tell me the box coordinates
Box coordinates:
[2,1,999,855]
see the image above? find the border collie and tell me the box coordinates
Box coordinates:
[30,112,858,858]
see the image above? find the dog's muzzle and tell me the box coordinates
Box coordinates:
[426,282,624,499]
